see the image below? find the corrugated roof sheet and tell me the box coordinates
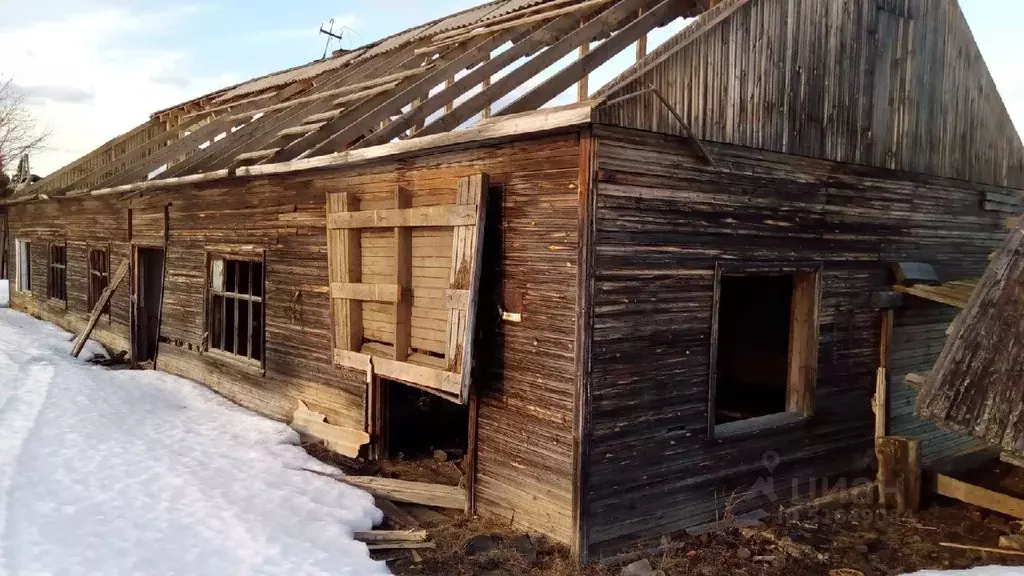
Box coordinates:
[215,49,364,102]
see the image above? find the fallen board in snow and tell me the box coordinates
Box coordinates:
[290,401,369,457]
[342,476,466,510]
[71,259,130,358]
[354,530,429,544]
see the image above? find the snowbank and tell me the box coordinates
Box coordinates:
[0,279,8,307]
[0,308,389,575]
[903,567,1024,575]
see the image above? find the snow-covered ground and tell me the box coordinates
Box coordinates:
[905,565,1024,569]
[0,307,389,575]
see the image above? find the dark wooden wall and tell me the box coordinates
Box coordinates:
[579,125,1010,559]
[597,0,1024,188]
[6,132,583,546]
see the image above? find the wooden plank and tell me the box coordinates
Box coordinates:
[71,259,130,357]
[331,282,401,302]
[334,349,462,396]
[935,474,1024,519]
[444,289,470,310]
[290,400,370,457]
[342,476,467,510]
[875,309,894,438]
[354,530,429,544]
[329,192,363,352]
[328,205,478,229]
[394,187,412,361]
[374,498,421,530]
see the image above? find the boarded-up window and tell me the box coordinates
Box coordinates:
[209,256,264,363]
[88,248,110,314]
[15,240,30,292]
[48,243,67,301]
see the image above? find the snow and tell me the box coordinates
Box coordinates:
[0,308,389,576]
[905,565,1024,569]
[0,280,8,308]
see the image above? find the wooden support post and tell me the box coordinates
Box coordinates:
[482,54,492,119]
[875,309,893,438]
[876,436,922,513]
[577,42,591,102]
[635,9,648,62]
[71,259,130,357]
[393,187,412,361]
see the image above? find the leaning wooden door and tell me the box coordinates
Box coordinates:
[326,173,489,404]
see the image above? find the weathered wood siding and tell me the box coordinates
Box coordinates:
[7,132,582,545]
[889,300,986,466]
[6,196,131,350]
[580,126,1011,558]
[597,0,1024,188]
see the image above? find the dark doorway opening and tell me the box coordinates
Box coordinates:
[715,274,794,424]
[134,247,165,365]
[380,380,469,460]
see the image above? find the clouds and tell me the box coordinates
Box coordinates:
[0,3,237,175]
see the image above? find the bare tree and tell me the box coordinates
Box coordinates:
[0,77,47,187]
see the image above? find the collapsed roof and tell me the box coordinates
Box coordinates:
[17,0,714,202]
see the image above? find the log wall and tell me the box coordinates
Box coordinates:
[6,132,583,546]
[579,125,1011,558]
[597,0,1024,188]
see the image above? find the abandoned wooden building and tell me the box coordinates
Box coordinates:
[4,0,1023,563]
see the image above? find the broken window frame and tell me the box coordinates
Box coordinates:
[205,250,266,370]
[707,262,822,439]
[88,246,111,317]
[15,239,31,292]
[48,241,67,303]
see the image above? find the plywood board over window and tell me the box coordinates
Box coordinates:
[326,173,489,405]
[707,263,822,438]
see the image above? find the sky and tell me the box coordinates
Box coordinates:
[0,0,1021,176]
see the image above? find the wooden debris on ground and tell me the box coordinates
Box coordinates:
[356,528,432,549]
[939,542,1024,556]
[933,474,1024,519]
[290,400,369,458]
[998,534,1024,551]
[342,476,467,510]
[375,498,421,530]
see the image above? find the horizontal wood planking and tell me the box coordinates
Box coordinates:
[596,0,1024,188]
[581,125,1009,559]
[7,132,584,547]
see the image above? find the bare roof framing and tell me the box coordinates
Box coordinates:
[16,0,707,201]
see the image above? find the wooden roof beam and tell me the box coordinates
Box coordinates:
[269,27,525,164]
[157,45,420,179]
[353,6,616,150]
[415,0,656,138]
[499,0,688,116]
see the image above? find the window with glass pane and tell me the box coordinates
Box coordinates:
[49,244,67,301]
[209,256,264,362]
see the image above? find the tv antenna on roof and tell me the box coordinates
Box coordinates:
[319,19,357,59]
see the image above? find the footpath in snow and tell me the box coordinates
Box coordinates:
[0,286,388,575]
